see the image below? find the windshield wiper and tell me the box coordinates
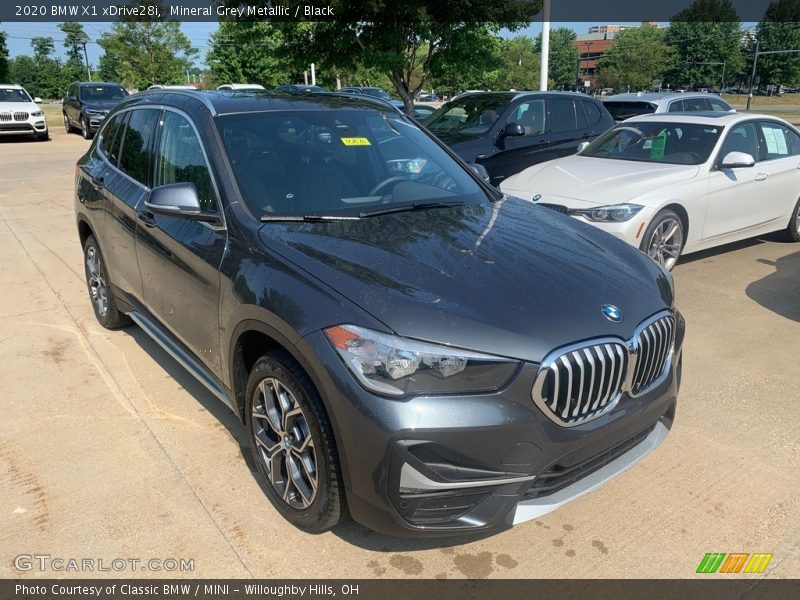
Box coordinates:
[260,214,361,223]
[359,201,465,218]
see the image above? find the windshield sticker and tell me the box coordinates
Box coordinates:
[650,130,667,159]
[341,137,371,146]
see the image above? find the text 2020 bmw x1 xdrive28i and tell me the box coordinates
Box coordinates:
[75,90,684,537]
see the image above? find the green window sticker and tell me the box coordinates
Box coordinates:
[650,129,667,159]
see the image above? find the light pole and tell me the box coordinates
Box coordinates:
[746,46,800,110]
[539,0,551,91]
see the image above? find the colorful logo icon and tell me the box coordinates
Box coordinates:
[696,552,773,574]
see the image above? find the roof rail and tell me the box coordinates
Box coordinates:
[136,88,218,116]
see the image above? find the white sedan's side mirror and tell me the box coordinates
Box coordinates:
[720,151,755,169]
[34,97,43,104]
[577,141,591,153]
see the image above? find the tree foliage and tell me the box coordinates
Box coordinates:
[491,36,540,91]
[58,22,90,83]
[664,0,745,88]
[207,21,289,87]
[534,27,578,89]
[597,27,676,91]
[98,21,197,90]
[275,0,542,113]
[24,37,63,98]
[0,24,8,83]
[756,0,800,86]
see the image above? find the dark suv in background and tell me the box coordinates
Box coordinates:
[423,91,615,185]
[75,89,683,537]
[63,82,128,139]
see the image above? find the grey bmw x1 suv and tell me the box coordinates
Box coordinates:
[74,89,684,537]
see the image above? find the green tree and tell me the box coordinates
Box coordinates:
[0,24,9,82]
[9,56,37,92]
[664,0,745,89]
[29,37,63,98]
[756,0,800,87]
[58,22,90,84]
[491,36,540,91]
[98,21,197,89]
[534,27,578,89]
[207,21,289,87]
[275,1,542,114]
[597,27,676,91]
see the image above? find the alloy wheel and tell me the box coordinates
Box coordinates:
[250,377,318,509]
[85,246,108,317]
[795,202,800,236]
[646,217,683,271]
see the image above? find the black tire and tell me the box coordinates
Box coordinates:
[80,116,93,140]
[639,209,685,271]
[82,235,130,329]
[784,197,800,242]
[245,350,347,533]
[63,113,72,134]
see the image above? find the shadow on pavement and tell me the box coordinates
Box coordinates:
[746,251,800,322]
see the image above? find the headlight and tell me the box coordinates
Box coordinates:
[85,109,105,116]
[30,110,44,117]
[573,203,643,222]
[324,325,519,397]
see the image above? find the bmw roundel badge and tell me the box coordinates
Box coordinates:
[601,304,623,322]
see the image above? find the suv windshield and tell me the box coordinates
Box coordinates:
[424,95,512,141]
[604,101,656,121]
[0,88,32,103]
[81,85,127,101]
[219,109,487,218]
[582,121,723,165]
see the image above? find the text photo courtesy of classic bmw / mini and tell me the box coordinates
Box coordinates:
[1,0,800,593]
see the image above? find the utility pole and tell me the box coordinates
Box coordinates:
[539,0,551,91]
[746,38,759,111]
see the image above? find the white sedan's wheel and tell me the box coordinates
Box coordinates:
[640,210,685,271]
[785,198,800,243]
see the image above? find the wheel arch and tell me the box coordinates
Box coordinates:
[227,319,352,490]
[659,202,690,243]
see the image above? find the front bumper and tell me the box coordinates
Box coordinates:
[84,113,107,131]
[301,312,685,538]
[0,118,47,136]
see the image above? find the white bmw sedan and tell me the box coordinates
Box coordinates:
[499,112,800,269]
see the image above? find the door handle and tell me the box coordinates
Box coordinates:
[90,176,105,190]
[755,172,768,181]
[137,211,156,228]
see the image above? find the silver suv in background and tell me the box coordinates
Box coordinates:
[604,92,734,122]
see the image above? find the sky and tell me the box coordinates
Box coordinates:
[3,21,652,71]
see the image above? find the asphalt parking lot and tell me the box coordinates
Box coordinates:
[1,127,799,580]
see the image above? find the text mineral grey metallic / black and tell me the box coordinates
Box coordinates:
[74,89,684,537]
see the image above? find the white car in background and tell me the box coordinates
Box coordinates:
[0,84,48,141]
[604,91,734,122]
[216,83,266,91]
[500,112,800,270]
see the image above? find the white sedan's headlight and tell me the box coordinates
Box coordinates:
[572,203,643,223]
[30,110,44,117]
[325,325,519,397]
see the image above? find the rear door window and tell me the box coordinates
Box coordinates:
[709,98,732,112]
[548,98,577,133]
[682,97,711,112]
[759,121,800,160]
[118,109,160,186]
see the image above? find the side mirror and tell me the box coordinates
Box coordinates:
[577,141,591,153]
[145,183,219,223]
[468,163,491,183]
[34,97,43,104]
[719,151,755,169]
[503,122,526,137]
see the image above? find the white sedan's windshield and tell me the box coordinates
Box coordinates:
[583,122,723,165]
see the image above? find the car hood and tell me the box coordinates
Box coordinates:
[0,102,41,113]
[259,198,673,363]
[500,155,700,205]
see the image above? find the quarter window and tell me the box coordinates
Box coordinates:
[118,109,160,186]
[99,113,126,166]
[154,112,215,210]
[581,101,603,126]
